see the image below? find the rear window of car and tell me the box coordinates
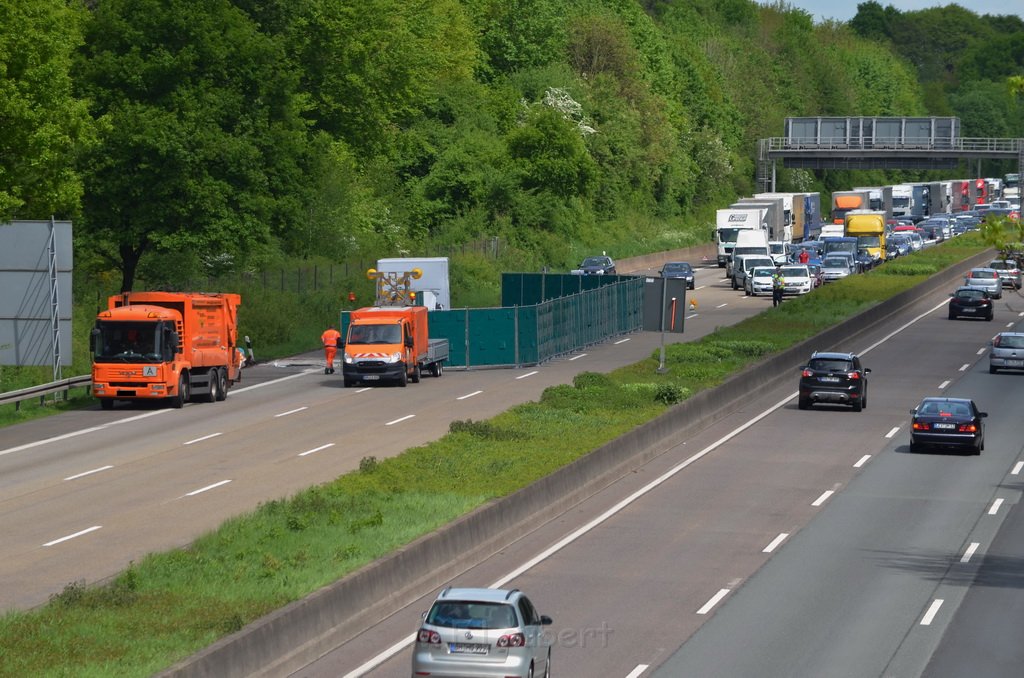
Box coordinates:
[808,358,854,372]
[663,263,691,273]
[426,601,518,629]
[969,270,997,279]
[995,335,1024,349]
[956,289,985,300]
[781,267,808,277]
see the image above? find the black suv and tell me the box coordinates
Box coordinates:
[798,351,870,412]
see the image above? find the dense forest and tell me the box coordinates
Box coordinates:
[2,0,1023,294]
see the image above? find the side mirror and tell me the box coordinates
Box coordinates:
[540,615,553,626]
[979,412,988,418]
[863,368,871,374]
[169,331,180,350]
[90,327,100,352]
[405,336,414,348]
[909,408,917,415]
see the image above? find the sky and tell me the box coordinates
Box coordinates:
[781,1,1024,24]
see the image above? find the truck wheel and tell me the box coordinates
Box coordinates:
[411,364,421,383]
[215,368,228,401]
[100,398,114,411]
[205,368,220,403]
[171,372,189,408]
[398,369,408,387]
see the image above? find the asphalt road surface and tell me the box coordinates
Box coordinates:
[290,281,1024,678]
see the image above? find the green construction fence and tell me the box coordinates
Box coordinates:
[341,273,643,368]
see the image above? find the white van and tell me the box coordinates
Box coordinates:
[726,230,770,277]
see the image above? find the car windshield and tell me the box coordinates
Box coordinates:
[582,257,609,267]
[347,324,401,344]
[969,270,997,279]
[781,267,807,277]
[822,257,849,267]
[808,358,853,372]
[426,601,518,629]
[663,263,691,273]
[752,267,774,277]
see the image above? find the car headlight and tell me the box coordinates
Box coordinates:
[386,352,403,363]
[344,354,354,364]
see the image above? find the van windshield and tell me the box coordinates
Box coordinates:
[347,324,401,344]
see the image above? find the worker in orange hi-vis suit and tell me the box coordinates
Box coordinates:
[321,324,342,374]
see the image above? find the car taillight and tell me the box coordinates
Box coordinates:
[912,422,930,431]
[959,424,978,433]
[994,336,1002,347]
[802,369,814,377]
[497,633,525,647]
[417,628,441,644]
[848,371,860,379]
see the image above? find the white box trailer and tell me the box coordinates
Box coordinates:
[715,208,766,267]
[375,257,451,310]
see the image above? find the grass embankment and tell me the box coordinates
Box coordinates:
[0,237,988,677]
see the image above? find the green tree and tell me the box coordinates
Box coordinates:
[0,0,95,220]
[74,0,313,292]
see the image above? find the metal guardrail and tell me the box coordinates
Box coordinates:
[0,375,92,410]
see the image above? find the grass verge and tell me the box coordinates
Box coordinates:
[0,236,989,676]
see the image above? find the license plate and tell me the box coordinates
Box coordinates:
[819,377,840,383]
[933,423,956,429]
[962,308,975,313]
[1007,360,1023,367]
[363,375,380,380]
[449,643,488,655]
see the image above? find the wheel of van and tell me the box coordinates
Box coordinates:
[731,277,738,290]
[171,372,189,408]
[411,364,421,383]
[398,369,408,387]
[205,368,220,403]
[100,398,114,411]
[215,368,228,401]
[990,365,998,374]
[544,649,551,678]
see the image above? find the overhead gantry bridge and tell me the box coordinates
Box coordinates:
[757,116,1024,192]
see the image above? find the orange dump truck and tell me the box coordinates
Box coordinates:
[341,306,448,387]
[90,291,242,409]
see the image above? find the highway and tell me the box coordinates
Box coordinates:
[289,277,1024,677]
[0,261,738,613]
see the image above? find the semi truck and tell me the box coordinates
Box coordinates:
[830,191,870,225]
[715,208,765,267]
[90,291,243,409]
[732,197,790,243]
[340,267,449,387]
[844,210,887,262]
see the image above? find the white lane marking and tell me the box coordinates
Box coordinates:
[183,432,222,446]
[569,354,587,361]
[299,443,335,458]
[763,533,789,553]
[231,368,319,393]
[349,299,953,676]
[0,409,172,458]
[716,303,728,309]
[1019,311,1024,317]
[938,380,950,390]
[988,498,1004,515]
[183,480,231,497]
[920,599,944,626]
[695,285,707,290]
[516,371,539,380]
[977,347,986,355]
[457,391,483,400]
[687,313,699,319]
[274,406,308,418]
[959,363,970,372]
[885,427,899,439]
[697,588,731,615]
[1008,323,1016,328]
[625,665,650,678]
[44,525,102,547]
[854,455,872,468]
[356,387,373,393]
[961,542,980,563]
[812,490,834,507]
[614,338,631,345]
[1012,461,1024,475]
[385,415,415,426]
[65,465,113,481]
